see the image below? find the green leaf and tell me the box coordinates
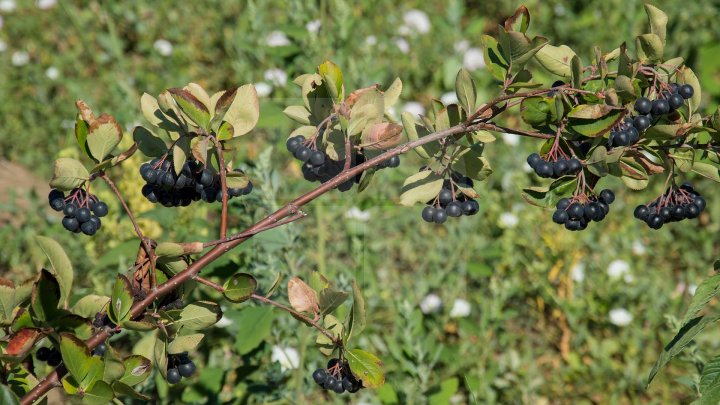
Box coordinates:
[154,242,185,260]
[453,146,492,181]
[692,162,720,183]
[108,275,134,325]
[648,314,720,386]
[112,381,152,400]
[0,385,19,405]
[568,105,623,137]
[71,295,109,319]
[318,60,344,102]
[319,288,349,316]
[497,28,548,72]
[534,44,576,78]
[570,55,583,89]
[636,33,664,62]
[346,280,366,342]
[31,269,61,322]
[669,147,695,173]
[429,377,460,405]
[153,335,168,379]
[167,301,222,331]
[133,126,166,157]
[455,68,476,115]
[383,78,402,110]
[49,158,89,191]
[283,105,312,125]
[315,314,343,356]
[233,306,275,355]
[87,115,123,162]
[520,97,553,127]
[172,135,191,177]
[644,4,667,46]
[700,354,720,393]
[223,84,260,136]
[521,177,577,208]
[399,170,444,206]
[34,236,73,306]
[75,115,92,159]
[678,66,702,116]
[0,285,15,323]
[82,380,114,405]
[401,112,431,159]
[118,355,151,386]
[60,333,104,390]
[169,88,211,130]
[168,333,204,354]
[345,348,384,388]
[223,273,257,303]
[481,35,509,81]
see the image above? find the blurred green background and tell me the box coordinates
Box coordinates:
[2,0,720,403]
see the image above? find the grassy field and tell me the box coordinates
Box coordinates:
[2,1,720,403]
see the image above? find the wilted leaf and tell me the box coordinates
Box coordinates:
[87,114,123,162]
[223,84,259,136]
[287,277,319,314]
[360,123,404,150]
[7,329,41,356]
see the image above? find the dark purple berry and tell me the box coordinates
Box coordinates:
[634,97,652,115]
[678,84,694,99]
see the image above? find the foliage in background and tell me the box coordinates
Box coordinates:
[1,1,720,404]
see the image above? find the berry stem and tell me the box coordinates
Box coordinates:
[211,136,230,239]
[193,276,224,292]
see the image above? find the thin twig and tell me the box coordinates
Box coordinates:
[202,212,307,248]
[251,294,337,342]
[212,136,230,239]
[194,276,224,293]
[100,173,157,289]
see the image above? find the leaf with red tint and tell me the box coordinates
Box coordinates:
[7,328,41,356]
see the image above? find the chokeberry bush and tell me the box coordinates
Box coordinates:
[2,3,720,405]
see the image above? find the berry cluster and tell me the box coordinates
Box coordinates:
[49,189,108,236]
[527,153,582,178]
[140,157,253,206]
[312,358,362,394]
[165,352,197,384]
[36,346,62,367]
[551,189,615,231]
[609,83,694,148]
[287,135,399,192]
[421,177,479,224]
[634,183,706,229]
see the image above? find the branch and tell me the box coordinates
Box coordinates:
[251,294,337,342]
[195,276,224,292]
[212,136,230,239]
[22,92,542,404]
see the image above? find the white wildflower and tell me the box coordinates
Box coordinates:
[254,82,272,97]
[45,66,59,80]
[440,92,458,105]
[153,39,173,56]
[0,0,16,12]
[345,207,371,222]
[11,50,29,66]
[571,262,585,282]
[393,38,410,54]
[263,68,287,87]
[449,298,471,318]
[499,212,519,228]
[266,31,290,47]
[36,0,56,9]
[402,101,425,117]
[607,259,630,279]
[365,35,377,46]
[454,40,470,53]
[306,19,321,34]
[271,346,300,371]
[0,39,7,53]
[502,133,520,146]
[609,308,633,326]
[402,9,431,34]
[632,240,646,255]
[419,293,442,314]
[463,48,485,70]
[688,283,698,296]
